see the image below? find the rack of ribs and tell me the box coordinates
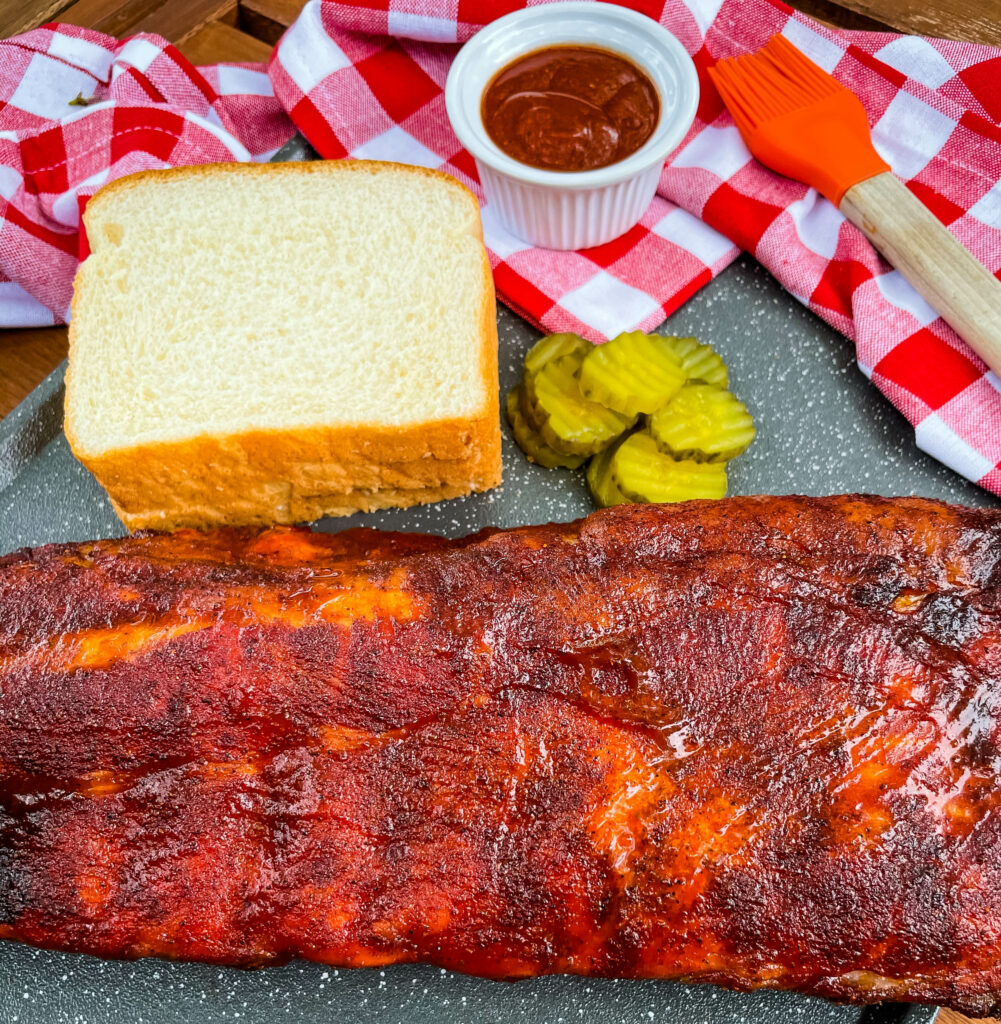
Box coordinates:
[0,495,999,1016]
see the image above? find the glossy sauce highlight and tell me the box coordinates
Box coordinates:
[481,45,660,172]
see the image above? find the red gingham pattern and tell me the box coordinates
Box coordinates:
[269,0,1001,495]
[3,5,1001,496]
[0,25,294,325]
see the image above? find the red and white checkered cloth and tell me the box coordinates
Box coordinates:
[3,3,1001,494]
[270,0,1001,493]
[0,25,294,325]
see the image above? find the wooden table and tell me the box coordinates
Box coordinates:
[1,3,999,1022]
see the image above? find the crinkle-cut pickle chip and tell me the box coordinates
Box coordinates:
[664,336,729,388]
[524,354,635,457]
[611,431,727,504]
[505,388,587,470]
[586,442,630,508]
[579,331,686,416]
[649,383,756,463]
[523,332,592,378]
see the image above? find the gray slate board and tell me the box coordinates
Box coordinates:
[0,164,978,1023]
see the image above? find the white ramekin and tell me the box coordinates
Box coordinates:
[444,1,699,251]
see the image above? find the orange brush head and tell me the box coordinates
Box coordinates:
[708,35,890,206]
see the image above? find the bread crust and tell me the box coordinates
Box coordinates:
[109,478,492,533]
[74,415,502,531]
[77,158,486,227]
[66,160,502,532]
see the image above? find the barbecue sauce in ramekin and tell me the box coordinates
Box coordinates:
[481,45,660,173]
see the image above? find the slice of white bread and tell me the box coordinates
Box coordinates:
[65,160,501,531]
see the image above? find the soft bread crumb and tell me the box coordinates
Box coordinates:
[65,161,501,530]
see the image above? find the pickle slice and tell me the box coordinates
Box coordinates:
[524,332,592,378]
[586,441,631,508]
[611,431,727,503]
[663,336,729,388]
[579,331,686,416]
[505,388,587,469]
[648,383,755,463]
[524,353,635,457]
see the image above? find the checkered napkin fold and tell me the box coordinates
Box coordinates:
[4,3,1001,494]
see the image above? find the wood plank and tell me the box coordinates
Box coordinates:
[42,0,236,39]
[0,0,75,36]
[176,19,272,63]
[811,0,1001,44]
[6,0,1001,50]
[784,0,895,32]
[0,327,68,419]
[55,0,164,37]
[237,0,306,45]
[132,0,238,43]
[940,1012,1000,1024]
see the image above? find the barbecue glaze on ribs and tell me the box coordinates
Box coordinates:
[0,496,999,1015]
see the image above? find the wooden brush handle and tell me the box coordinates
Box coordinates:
[840,172,1001,376]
